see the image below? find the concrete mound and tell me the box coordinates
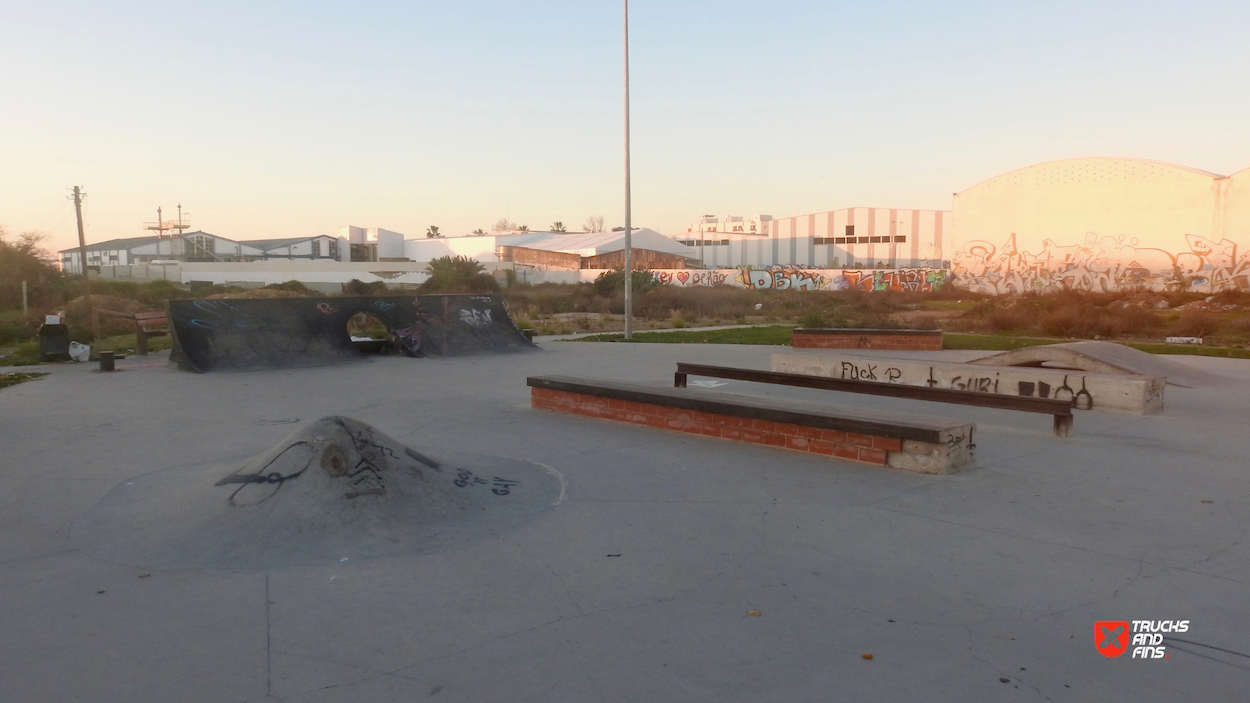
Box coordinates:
[72,417,564,571]
[969,340,1224,388]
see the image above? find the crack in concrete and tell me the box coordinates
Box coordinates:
[508,538,584,616]
[961,625,1052,701]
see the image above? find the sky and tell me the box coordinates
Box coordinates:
[2,0,1249,254]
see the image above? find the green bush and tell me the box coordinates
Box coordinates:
[799,311,827,328]
[418,256,499,294]
[0,310,40,345]
[342,279,391,296]
[264,280,315,294]
[592,268,657,296]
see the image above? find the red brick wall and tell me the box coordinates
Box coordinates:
[793,333,942,351]
[531,387,899,466]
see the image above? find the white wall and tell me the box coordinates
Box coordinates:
[405,236,501,262]
[367,228,405,259]
[950,158,1250,293]
[180,261,429,286]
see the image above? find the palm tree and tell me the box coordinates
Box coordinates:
[550,221,567,232]
[517,225,530,232]
[471,229,486,236]
[425,225,441,238]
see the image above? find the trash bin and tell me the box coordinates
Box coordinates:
[39,323,71,361]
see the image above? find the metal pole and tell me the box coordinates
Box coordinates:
[21,280,27,314]
[623,0,633,340]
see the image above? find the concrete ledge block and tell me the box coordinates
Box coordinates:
[772,352,1164,414]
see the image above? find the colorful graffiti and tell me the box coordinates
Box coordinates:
[832,269,948,293]
[951,232,1250,294]
[735,268,830,291]
[652,270,730,287]
[645,267,948,292]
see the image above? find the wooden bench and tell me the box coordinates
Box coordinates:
[97,309,169,355]
[528,375,976,474]
[674,362,1074,437]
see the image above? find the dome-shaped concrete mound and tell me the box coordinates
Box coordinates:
[72,417,565,572]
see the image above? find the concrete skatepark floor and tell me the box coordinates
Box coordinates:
[2,342,1249,701]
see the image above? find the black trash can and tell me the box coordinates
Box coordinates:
[38,323,71,361]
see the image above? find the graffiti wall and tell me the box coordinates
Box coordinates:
[949,157,1250,294]
[951,232,1250,294]
[646,267,949,293]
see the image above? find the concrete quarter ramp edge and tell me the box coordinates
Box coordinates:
[968,340,1224,388]
[71,417,564,572]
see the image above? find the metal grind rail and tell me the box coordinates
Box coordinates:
[674,362,1075,437]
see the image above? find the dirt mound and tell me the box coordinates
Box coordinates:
[63,295,156,337]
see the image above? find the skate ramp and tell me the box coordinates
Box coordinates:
[168,294,535,372]
[969,340,1223,388]
[71,417,565,571]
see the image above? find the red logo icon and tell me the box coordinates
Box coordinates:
[1096,621,1129,658]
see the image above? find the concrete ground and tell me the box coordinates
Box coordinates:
[2,341,1249,701]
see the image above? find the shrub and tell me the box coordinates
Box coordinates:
[343,279,391,296]
[985,308,1033,332]
[0,310,40,345]
[1106,306,1161,335]
[592,268,657,296]
[1176,310,1220,338]
[799,311,827,328]
[263,280,314,294]
[418,256,499,294]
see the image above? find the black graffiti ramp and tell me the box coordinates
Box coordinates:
[71,417,565,572]
[968,340,1225,388]
[167,294,536,373]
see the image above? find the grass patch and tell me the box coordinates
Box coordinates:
[0,341,42,366]
[92,332,174,356]
[942,334,1069,351]
[944,333,1250,358]
[0,332,173,367]
[1119,342,1250,359]
[0,372,46,390]
[573,327,1250,359]
[572,326,795,345]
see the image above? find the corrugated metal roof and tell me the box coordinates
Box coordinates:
[521,229,695,256]
[58,235,163,253]
[240,236,329,250]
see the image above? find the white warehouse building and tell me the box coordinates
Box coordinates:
[675,208,949,269]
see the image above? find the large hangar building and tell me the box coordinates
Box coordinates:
[950,157,1250,293]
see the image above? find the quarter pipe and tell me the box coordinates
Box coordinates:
[168,294,536,372]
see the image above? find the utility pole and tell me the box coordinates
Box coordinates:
[623,0,634,340]
[70,186,100,341]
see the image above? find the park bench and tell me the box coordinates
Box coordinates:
[674,362,1074,436]
[528,375,976,474]
[97,309,169,355]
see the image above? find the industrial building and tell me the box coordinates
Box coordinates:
[59,232,340,274]
[675,208,950,269]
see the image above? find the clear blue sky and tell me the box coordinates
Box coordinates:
[2,1,1248,253]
